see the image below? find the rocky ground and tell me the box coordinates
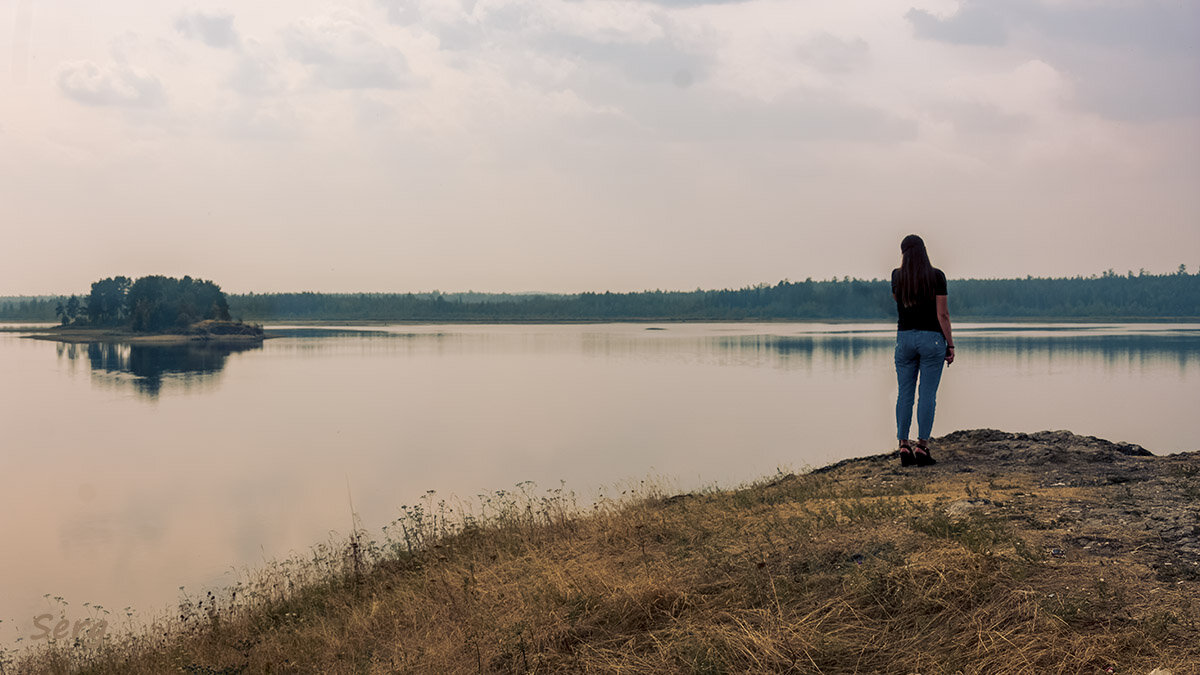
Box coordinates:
[816,429,1200,584]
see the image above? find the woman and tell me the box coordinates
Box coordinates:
[892,234,954,466]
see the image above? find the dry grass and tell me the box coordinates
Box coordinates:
[9,468,1198,674]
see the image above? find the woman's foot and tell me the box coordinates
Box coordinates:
[898,440,915,467]
[914,440,937,466]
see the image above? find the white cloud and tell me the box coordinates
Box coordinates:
[636,0,753,6]
[226,40,288,96]
[175,10,240,49]
[905,0,1200,120]
[57,60,165,108]
[938,100,1029,136]
[509,0,667,45]
[283,11,412,90]
[633,86,918,143]
[946,59,1070,117]
[379,0,421,27]
[906,3,1007,46]
[796,33,869,74]
[220,101,299,141]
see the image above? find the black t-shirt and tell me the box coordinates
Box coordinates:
[892,267,947,334]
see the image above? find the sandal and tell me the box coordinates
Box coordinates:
[898,440,915,467]
[914,440,937,466]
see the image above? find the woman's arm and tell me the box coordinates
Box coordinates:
[936,295,954,365]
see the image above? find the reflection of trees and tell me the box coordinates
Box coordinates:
[721,333,1196,361]
[586,331,1200,374]
[953,335,1200,374]
[58,342,262,398]
[703,335,891,372]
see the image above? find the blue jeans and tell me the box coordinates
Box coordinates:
[895,330,946,440]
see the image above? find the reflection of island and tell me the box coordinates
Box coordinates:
[57,341,261,398]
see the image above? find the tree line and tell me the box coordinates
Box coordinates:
[3,267,1197,323]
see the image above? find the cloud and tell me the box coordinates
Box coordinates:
[175,11,240,49]
[906,3,1007,46]
[283,11,411,90]
[1067,51,1200,122]
[57,60,165,108]
[226,40,287,96]
[796,33,869,74]
[375,0,487,51]
[478,0,716,87]
[542,33,712,88]
[1018,1,1198,57]
[733,91,918,143]
[906,1,1200,120]
[1015,1,1200,121]
[941,100,1030,136]
[908,0,1200,53]
[636,0,754,5]
[378,0,422,27]
[494,0,667,46]
[614,86,918,145]
[221,102,299,141]
[377,0,722,98]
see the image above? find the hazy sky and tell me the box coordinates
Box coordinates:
[3,0,1198,294]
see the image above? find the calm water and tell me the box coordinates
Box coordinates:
[2,322,1198,644]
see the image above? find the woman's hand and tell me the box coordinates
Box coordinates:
[945,345,955,366]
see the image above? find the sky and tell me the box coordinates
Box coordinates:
[2,0,1198,294]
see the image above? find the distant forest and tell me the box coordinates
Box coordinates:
[3,268,1198,322]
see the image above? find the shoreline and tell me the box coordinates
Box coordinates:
[4,317,1198,331]
[19,326,270,345]
[143,315,1200,325]
[13,429,1198,673]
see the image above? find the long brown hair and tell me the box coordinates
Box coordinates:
[896,234,936,307]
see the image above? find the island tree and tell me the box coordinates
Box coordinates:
[126,275,231,332]
[86,276,132,326]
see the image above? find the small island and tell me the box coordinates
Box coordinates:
[27,275,265,344]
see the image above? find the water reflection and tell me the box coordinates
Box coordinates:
[48,327,1200,401]
[703,332,1200,374]
[599,331,1200,375]
[55,341,262,398]
[264,325,1200,374]
[954,333,1200,375]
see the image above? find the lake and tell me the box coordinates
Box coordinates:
[1,322,1198,645]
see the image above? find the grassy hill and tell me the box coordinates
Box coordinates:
[14,430,1199,674]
